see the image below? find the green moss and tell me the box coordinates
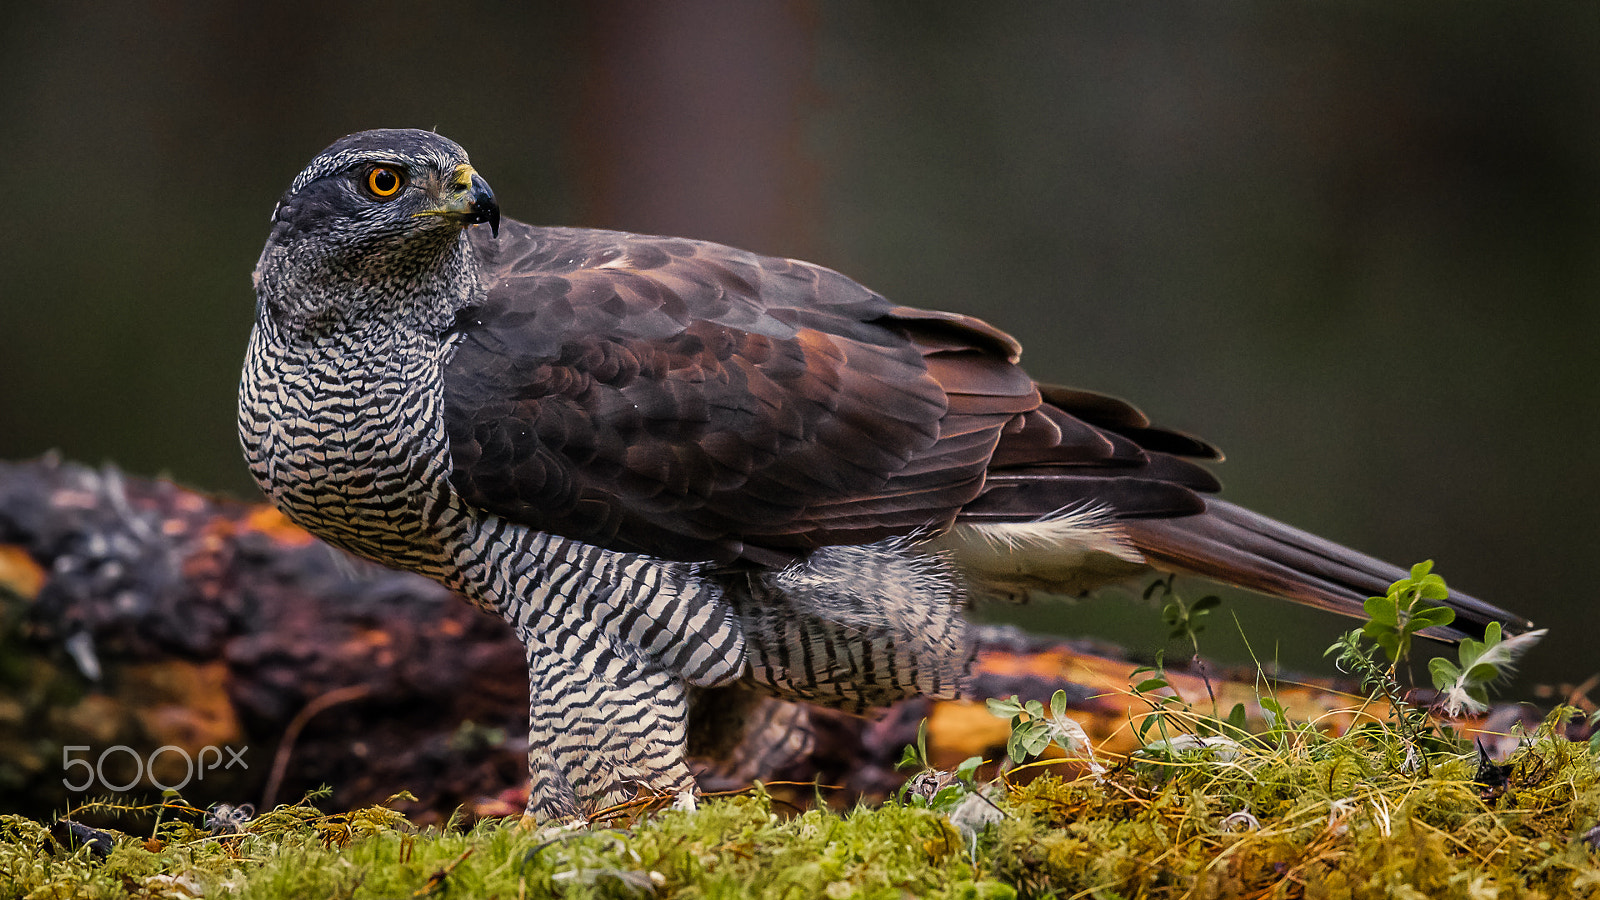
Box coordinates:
[1,793,1014,899]
[986,716,1600,899]
[3,723,1598,899]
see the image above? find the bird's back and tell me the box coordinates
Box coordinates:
[449,220,1530,638]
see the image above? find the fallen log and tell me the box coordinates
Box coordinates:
[0,456,1578,823]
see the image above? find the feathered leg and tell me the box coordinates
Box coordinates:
[517,617,696,819]
[729,541,973,713]
[688,686,815,790]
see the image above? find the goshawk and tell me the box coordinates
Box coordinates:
[240,129,1530,819]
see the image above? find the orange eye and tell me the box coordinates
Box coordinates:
[366,166,403,198]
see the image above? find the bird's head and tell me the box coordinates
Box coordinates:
[254,129,500,331]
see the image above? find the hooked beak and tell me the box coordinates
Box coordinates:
[433,164,500,237]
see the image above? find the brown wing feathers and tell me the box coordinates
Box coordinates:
[448,223,1016,562]
[966,385,1532,636]
[446,220,1529,636]
[1123,500,1532,635]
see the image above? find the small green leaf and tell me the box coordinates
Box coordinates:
[1361,621,1394,643]
[1137,715,1159,741]
[1428,657,1461,689]
[1409,560,1434,581]
[1409,607,1456,629]
[986,697,1023,719]
[1050,690,1068,719]
[1135,678,1169,694]
[1226,703,1248,733]
[1015,721,1052,758]
[1362,620,1403,662]
[897,744,921,771]
[955,756,983,783]
[1364,596,1399,626]
[1465,662,1501,684]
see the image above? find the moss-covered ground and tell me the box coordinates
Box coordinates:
[5,711,1599,900]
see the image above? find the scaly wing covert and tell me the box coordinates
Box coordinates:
[443,222,1203,564]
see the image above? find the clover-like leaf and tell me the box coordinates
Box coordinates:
[1050,689,1068,719]
[1364,596,1399,627]
[1428,657,1461,690]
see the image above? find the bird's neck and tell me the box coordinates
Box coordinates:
[254,230,482,338]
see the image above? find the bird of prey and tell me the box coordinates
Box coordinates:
[240,129,1531,820]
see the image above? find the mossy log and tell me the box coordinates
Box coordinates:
[0,456,1567,824]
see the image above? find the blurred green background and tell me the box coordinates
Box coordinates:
[2,2,1596,689]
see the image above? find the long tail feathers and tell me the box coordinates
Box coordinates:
[1119,499,1532,640]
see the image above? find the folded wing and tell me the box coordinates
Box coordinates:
[445,221,1530,637]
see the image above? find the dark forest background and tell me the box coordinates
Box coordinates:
[2,1,1596,688]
